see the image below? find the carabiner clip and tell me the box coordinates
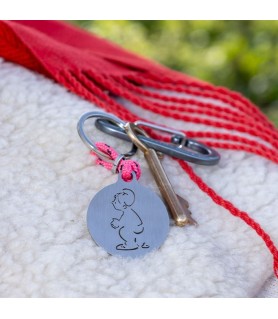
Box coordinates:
[94,117,220,166]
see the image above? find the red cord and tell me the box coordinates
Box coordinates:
[115,76,273,130]
[178,159,278,278]
[96,76,278,149]
[128,73,277,133]
[60,69,278,277]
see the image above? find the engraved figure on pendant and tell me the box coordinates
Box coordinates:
[111,188,149,250]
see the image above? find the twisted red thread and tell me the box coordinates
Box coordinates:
[178,159,278,277]
[72,69,278,154]
[152,73,278,132]
[56,70,111,113]
[201,141,278,164]
[83,70,137,122]
[92,75,278,149]
[116,76,263,124]
[61,68,278,276]
[116,77,255,124]
[146,99,269,131]
[148,130,278,164]
[91,142,141,182]
[128,74,276,131]
[144,72,278,130]
[133,76,278,141]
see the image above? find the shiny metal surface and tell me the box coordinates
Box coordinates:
[125,123,197,227]
[95,118,220,165]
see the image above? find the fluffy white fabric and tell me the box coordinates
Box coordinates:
[258,275,278,297]
[0,59,277,297]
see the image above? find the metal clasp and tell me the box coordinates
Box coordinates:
[134,120,187,149]
[94,116,220,166]
[77,111,220,166]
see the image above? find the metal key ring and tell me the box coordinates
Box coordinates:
[77,112,137,163]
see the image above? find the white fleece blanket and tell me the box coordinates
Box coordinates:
[0,59,277,297]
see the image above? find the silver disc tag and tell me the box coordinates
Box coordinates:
[87,173,170,258]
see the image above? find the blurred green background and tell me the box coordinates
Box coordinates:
[71,21,278,126]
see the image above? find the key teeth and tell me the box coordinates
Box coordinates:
[186,209,198,226]
[189,217,198,227]
[176,194,198,226]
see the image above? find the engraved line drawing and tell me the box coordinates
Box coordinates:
[111,188,149,250]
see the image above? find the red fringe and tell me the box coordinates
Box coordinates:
[56,68,278,277]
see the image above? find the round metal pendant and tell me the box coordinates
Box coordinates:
[87,174,170,258]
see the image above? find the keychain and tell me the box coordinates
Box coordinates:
[77,112,220,258]
[77,112,170,258]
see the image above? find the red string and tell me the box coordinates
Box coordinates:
[59,69,278,277]
[94,75,278,149]
[178,159,278,278]
[132,73,277,132]
[149,129,278,164]
[115,76,272,129]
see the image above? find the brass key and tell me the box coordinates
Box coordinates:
[124,122,197,226]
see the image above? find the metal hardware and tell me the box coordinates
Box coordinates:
[77,112,137,163]
[87,172,170,257]
[111,154,125,174]
[95,118,220,165]
[124,123,197,226]
[134,120,187,148]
